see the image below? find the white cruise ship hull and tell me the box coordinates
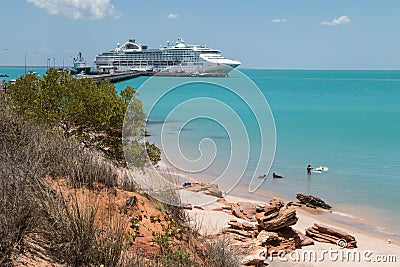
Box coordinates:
[95,38,241,76]
[153,62,240,75]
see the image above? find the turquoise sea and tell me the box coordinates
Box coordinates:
[0,67,48,82]
[2,67,399,239]
[116,69,400,239]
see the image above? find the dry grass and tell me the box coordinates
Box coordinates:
[31,183,127,266]
[0,97,243,266]
[203,235,245,267]
[0,174,38,266]
[0,101,127,266]
[0,98,118,189]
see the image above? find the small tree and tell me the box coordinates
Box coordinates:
[146,141,161,166]
[6,69,159,166]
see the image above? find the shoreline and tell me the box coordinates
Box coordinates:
[229,184,400,243]
[158,161,400,243]
[225,193,400,245]
[179,190,400,266]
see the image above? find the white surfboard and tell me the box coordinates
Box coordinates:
[312,166,329,173]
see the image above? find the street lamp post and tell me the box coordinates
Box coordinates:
[25,51,37,74]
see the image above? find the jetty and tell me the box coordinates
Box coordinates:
[80,70,225,83]
[80,71,146,83]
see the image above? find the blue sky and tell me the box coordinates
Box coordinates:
[1,0,400,69]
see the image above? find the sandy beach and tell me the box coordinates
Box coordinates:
[179,190,399,266]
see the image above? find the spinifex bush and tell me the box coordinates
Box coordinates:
[0,170,38,265]
[33,185,127,266]
[203,235,244,267]
[0,102,47,265]
[0,99,127,265]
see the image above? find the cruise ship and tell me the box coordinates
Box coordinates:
[94,38,240,75]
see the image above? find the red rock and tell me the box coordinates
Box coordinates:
[241,255,264,266]
[231,235,251,242]
[242,221,256,231]
[256,203,266,213]
[238,202,256,220]
[266,227,302,256]
[256,212,264,221]
[305,223,357,248]
[224,228,254,238]
[184,183,223,198]
[228,220,243,230]
[257,206,298,231]
[295,230,315,247]
[231,203,245,219]
[296,193,332,209]
[230,202,257,222]
[256,230,270,246]
[287,201,302,207]
[216,197,227,203]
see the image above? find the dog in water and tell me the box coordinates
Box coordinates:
[272,173,284,178]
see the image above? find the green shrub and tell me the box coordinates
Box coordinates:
[6,69,159,166]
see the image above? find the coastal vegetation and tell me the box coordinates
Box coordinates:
[0,72,241,266]
[5,69,160,165]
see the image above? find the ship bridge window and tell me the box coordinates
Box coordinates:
[125,43,139,50]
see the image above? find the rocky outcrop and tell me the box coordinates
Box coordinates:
[183,182,223,198]
[295,230,315,247]
[267,227,303,255]
[296,193,332,209]
[227,219,256,231]
[224,219,257,239]
[256,230,279,247]
[230,202,257,222]
[241,254,264,266]
[224,228,254,238]
[256,198,298,231]
[225,198,306,265]
[305,223,357,248]
[208,193,361,267]
[224,198,356,266]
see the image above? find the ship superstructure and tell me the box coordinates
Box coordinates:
[95,38,240,75]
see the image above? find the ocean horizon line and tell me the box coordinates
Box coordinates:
[2,66,400,71]
[0,65,64,69]
[239,67,400,71]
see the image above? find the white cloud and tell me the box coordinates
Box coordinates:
[27,0,116,19]
[272,18,288,23]
[322,15,351,26]
[166,13,179,19]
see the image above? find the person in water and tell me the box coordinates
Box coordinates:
[307,164,313,175]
